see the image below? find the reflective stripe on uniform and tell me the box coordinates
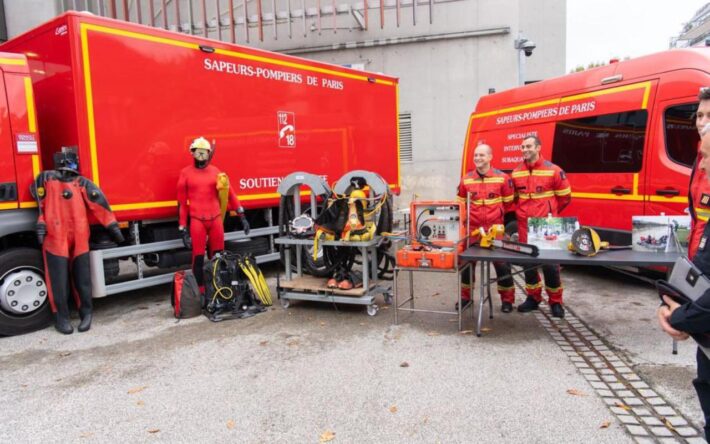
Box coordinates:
[555,187,572,196]
[525,282,542,290]
[502,195,514,203]
[464,177,505,184]
[517,191,555,200]
[512,171,529,178]
[472,197,503,205]
[696,208,710,222]
[545,285,563,292]
[531,170,555,177]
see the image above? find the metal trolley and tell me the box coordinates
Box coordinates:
[274,171,392,316]
[275,237,390,316]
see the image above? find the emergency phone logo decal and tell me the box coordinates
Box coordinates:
[277,111,296,148]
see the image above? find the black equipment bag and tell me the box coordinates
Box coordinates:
[171,270,202,319]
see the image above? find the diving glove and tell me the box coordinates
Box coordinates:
[238,207,250,235]
[36,222,46,245]
[179,226,192,250]
[108,223,125,244]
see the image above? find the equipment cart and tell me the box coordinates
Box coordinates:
[275,237,391,316]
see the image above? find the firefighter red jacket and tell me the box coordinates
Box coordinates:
[511,156,571,221]
[689,149,710,259]
[457,168,515,230]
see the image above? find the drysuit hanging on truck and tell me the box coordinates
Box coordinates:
[32,151,124,334]
[177,137,250,293]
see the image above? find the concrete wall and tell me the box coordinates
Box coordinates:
[4,0,566,206]
[4,0,62,38]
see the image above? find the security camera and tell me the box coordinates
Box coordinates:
[521,40,536,57]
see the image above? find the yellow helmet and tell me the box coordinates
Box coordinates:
[189,137,212,152]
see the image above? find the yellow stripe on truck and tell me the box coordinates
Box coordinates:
[24,77,36,132]
[0,58,27,66]
[0,202,18,210]
[81,23,394,85]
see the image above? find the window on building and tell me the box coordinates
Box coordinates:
[399,112,413,162]
[665,103,699,168]
[551,110,647,173]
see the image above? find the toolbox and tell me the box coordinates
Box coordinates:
[396,200,465,269]
[396,245,457,269]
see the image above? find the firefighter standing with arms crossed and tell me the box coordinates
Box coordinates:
[456,144,517,313]
[512,135,571,318]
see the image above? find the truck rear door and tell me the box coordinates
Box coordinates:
[0,64,20,210]
[4,69,40,209]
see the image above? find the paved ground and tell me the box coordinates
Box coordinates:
[0,262,706,443]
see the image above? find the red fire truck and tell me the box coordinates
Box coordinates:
[462,48,709,243]
[0,12,400,335]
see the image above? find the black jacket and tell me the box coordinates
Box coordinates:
[671,221,710,334]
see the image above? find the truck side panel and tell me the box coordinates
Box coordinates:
[71,18,398,221]
[3,14,396,223]
[464,80,658,230]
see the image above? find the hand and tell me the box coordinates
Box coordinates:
[240,215,250,236]
[657,296,689,341]
[109,224,125,244]
[36,223,46,245]
[179,226,192,250]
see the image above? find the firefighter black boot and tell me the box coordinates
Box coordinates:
[54,315,73,335]
[78,313,92,332]
[517,296,540,313]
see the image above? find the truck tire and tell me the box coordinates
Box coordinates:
[0,248,53,336]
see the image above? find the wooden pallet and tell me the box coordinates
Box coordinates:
[279,275,375,296]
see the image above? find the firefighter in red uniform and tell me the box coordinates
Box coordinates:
[512,135,571,318]
[32,151,124,334]
[688,88,710,259]
[456,144,517,312]
[177,137,250,293]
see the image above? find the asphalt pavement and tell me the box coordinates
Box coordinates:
[0,262,705,443]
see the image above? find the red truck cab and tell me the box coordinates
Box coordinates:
[0,53,49,335]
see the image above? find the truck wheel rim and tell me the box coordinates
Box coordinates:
[0,267,47,316]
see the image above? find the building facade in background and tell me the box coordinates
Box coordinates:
[671,2,710,48]
[4,0,565,201]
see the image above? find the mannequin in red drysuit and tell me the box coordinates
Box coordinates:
[33,151,124,334]
[176,137,249,293]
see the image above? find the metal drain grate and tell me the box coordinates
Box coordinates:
[534,304,705,443]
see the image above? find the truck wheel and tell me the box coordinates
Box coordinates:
[0,248,52,336]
